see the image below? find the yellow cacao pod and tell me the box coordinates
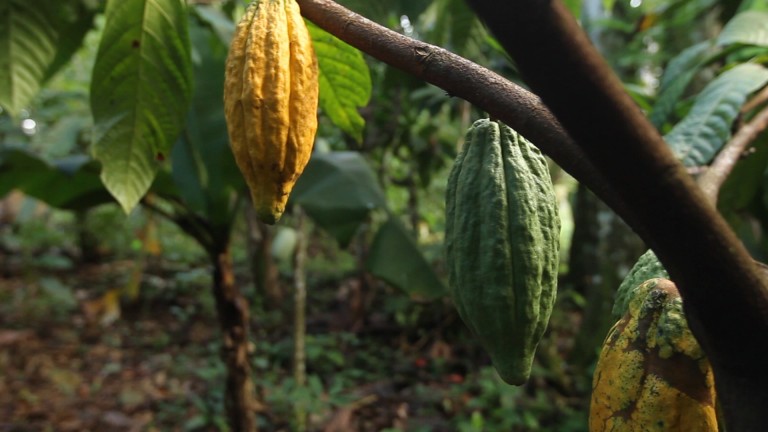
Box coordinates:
[590,278,718,432]
[224,0,319,224]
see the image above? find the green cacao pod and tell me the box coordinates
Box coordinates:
[613,249,668,318]
[445,118,560,385]
[590,278,717,432]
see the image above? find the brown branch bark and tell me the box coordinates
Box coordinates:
[461,0,768,429]
[295,0,634,226]
[142,200,257,431]
[698,104,768,205]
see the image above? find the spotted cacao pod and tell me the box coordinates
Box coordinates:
[590,278,718,432]
[445,118,560,385]
[613,249,668,319]
[224,0,319,224]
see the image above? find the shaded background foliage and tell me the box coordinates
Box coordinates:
[1,0,768,430]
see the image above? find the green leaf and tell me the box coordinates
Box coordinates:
[562,0,583,20]
[719,132,768,212]
[0,146,50,197]
[723,211,767,259]
[90,0,193,213]
[718,11,768,47]
[290,151,386,246]
[665,63,768,166]
[0,0,97,115]
[43,1,100,82]
[0,1,58,115]
[739,0,768,13]
[366,217,445,300]
[43,157,114,210]
[307,21,372,144]
[170,21,242,225]
[193,5,234,46]
[424,0,480,51]
[649,41,715,128]
[0,148,113,210]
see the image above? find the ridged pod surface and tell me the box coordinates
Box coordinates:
[613,249,668,318]
[590,278,718,432]
[224,0,319,224]
[445,119,560,385]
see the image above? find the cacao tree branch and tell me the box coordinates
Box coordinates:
[741,85,768,115]
[141,196,216,254]
[295,0,634,225]
[461,0,768,428]
[698,104,768,205]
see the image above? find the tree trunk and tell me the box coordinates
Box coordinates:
[211,248,257,432]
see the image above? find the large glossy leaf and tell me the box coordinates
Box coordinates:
[290,151,386,246]
[0,1,55,115]
[649,41,715,128]
[0,0,97,116]
[170,21,242,226]
[90,0,193,213]
[0,147,50,197]
[718,11,768,47]
[43,1,100,82]
[366,217,445,300]
[0,148,113,210]
[43,157,114,210]
[308,22,372,144]
[193,5,234,46]
[665,63,768,166]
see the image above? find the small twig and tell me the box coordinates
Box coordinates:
[347,394,379,410]
[741,85,768,115]
[698,104,768,205]
[140,196,174,222]
[140,195,217,254]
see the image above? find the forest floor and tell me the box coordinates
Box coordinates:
[0,255,589,432]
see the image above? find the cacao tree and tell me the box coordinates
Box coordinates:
[297,0,768,429]
[1,3,444,430]
[4,0,768,430]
